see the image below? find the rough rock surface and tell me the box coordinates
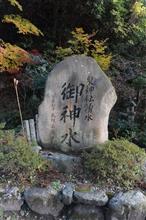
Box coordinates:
[1,185,146,220]
[24,187,64,217]
[107,190,146,220]
[74,190,108,206]
[41,151,81,173]
[38,55,117,153]
[0,187,23,211]
[68,204,104,220]
[62,183,74,205]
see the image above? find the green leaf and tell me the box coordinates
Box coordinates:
[8,0,23,11]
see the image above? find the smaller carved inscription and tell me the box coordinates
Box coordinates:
[84,76,97,121]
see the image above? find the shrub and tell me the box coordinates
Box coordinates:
[82,139,146,188]
[0,124,49,185]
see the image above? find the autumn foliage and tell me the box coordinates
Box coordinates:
[0,42,33,73]
[56,28,112,71]
[0,0,43,74]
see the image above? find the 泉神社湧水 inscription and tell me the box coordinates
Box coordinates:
[38,55,117,153]
[84,76,97,121]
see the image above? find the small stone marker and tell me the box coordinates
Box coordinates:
[38,55,117,153]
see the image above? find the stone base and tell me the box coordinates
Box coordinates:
[1,185,146,220]
[40,151,81,173]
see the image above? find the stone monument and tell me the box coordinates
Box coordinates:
[38,55,117,153]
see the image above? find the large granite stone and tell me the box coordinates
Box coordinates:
[107,190,146,220]
[67,204,104,220]
[0,187,23,211]
[74,190,108,206]
[24,187,64,217]
[62,183,74,205]
[38,55,117,153]
[41,151,81,173]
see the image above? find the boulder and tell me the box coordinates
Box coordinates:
[38,55,117,153]
[107,190,146,220]
[0,187,23,211]
[68,204,104,220]
[74,189,108,206]
[62,183,74,205]
[24,187,64,217]
[41,151,81,173]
